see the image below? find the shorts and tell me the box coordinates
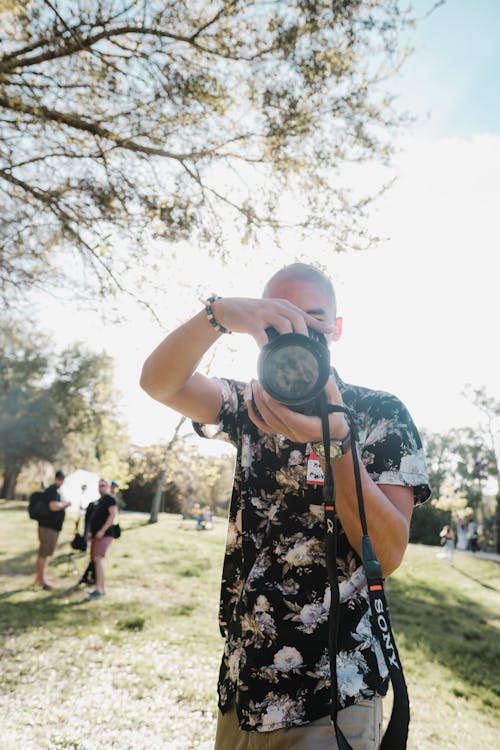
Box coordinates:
[91,536,113,558]
[214,697,383,750]
[38,527,59,557]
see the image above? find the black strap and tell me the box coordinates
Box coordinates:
[319,394,410,749]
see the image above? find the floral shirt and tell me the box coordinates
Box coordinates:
[194,373,430,732]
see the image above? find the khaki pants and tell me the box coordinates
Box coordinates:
[214,697,383,750]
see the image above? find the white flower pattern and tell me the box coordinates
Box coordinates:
[193,372,430,732]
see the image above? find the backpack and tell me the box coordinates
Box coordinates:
[28,490,48,521]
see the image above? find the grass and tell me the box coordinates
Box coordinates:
[0,500,498,750]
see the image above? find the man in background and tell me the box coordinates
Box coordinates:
[34,469,71,590]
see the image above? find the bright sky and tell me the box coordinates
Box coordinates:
[37,0,499,447]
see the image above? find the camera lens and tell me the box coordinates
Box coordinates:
[257,328,330,412]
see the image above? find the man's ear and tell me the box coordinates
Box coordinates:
[331,316,343,342]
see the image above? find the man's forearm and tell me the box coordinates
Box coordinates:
[333,451,412,577]
[49,500,70,511]
[140,310,220,402]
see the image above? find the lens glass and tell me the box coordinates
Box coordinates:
[265,345,319,400]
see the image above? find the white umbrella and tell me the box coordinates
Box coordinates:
[60,469,100,513]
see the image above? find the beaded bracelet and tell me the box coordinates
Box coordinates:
[204,295,231,334]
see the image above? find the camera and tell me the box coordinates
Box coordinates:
[257,327,330,416]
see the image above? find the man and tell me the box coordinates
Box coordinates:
[84,478,118,601]
[34,469,71,590]
[140,264,430,749]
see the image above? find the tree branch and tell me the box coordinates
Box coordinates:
[0,20,263,73]
[0,94,217,161]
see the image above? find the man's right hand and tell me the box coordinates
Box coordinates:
[140,295,334,427]
[210,297,333,347]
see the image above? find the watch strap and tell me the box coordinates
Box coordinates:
[312,429,351,461]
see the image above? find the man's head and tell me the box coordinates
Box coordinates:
[55,470,65,487]
[263,263,341,342]
[98,478,109,496]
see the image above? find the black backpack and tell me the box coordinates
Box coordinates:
[28,490,48,521]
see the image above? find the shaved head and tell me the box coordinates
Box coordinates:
[263,263,337,317]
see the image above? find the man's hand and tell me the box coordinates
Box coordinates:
[211,297,334,347]
[95,529,105,540]
[247,376,349,443]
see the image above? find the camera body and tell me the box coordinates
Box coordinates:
[257,327,330,416]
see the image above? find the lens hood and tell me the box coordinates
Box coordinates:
[257,327,330,411]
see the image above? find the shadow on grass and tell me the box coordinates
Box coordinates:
[1,588,134,629]
[0,547,37,576]
[389,576,500,706]
[0,547,86,577]
[0,580,199,637]
[451,562,500,592]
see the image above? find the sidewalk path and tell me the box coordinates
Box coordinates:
[456,549,500,563]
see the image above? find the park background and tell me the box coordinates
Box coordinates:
[1,1,499,748]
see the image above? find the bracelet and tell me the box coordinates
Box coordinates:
[204,295,231,334]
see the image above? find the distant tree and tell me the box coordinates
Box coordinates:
[149,414,186,523]
[50,344,129,480]
[463,385,500,552]
[0,323,55,497]
[0,325,128,497]
[121,445,165,513]
[409,502,449,547]
[454,426,495,515]
[123,440,234,516]
[420,428,458,500]
[1,0,414,302]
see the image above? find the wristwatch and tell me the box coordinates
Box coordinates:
[312,430,352,462]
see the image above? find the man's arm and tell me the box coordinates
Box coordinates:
[140,297,333,424]
[328,457,413,577]
[46,486,71,512]
[48,499,71,511]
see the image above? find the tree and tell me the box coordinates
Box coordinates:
[413,425,498,548]
[123,439,234,516]
[0,325,128,497]
[0,322,54,496]
[149,413,186,523]
[49,343,129,480]
[463,385,500,553]
[1,0,413,302]
[420,428,458,500]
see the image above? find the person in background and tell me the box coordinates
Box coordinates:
[34,470,71,590]
[467,518,480,552]
[456,521,468,551]
[439,524,456,562]
[79,498,96,586]
[85,478,117,601]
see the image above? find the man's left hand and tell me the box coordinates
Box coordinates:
[247,378,348,443]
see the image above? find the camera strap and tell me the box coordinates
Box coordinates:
[319,392,410,750]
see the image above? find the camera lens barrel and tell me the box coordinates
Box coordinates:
[257,327,330,414]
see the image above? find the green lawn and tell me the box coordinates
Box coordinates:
[0,500,498,749]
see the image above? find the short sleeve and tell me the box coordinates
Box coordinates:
[192,378,246,448]
[45,485,58,504]
[358,393,431,506]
